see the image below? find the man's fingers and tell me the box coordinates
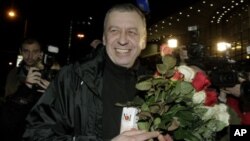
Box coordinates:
[158,134,173,141]
[40,79,50,87]
[28,67,39,73]
[122,129,146,136]
[121,130,160,140]
[134,131,160,141]
[37,79,50,89]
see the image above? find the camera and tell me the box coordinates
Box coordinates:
[207,58,243,88]
[41,45,60,81]
[209,70,239,88]
[32,45,59,91]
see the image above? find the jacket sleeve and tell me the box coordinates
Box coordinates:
[22,65,87,141]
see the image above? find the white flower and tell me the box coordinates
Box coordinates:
[215,103,228,113]
[177,65,195,82]
[202,104,230,126]
[192,90,206,104]
[202,106,216,121]
[214,104,230,126]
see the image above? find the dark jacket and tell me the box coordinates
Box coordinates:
[23,47,151,141]
[23,47,105,141]
[0,62,43,141]
[4,62,43,105]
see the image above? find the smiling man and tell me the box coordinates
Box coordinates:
[103,6,146,68]
[23,3,171,141]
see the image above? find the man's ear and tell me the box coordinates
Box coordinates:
[102,35,106,46]
[141,37,147,50]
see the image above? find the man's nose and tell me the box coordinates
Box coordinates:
[27,52,33,59]
[118,31,128,46]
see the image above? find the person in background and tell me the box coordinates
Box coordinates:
[0,37,51,141]
[90,39,103,49]
[22,3,172,141]
[216,72,250,141]
[219,72,250,125]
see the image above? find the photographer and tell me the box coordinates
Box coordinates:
[0,37,59,141]
[214,71,250,141]
[219,72,250,125]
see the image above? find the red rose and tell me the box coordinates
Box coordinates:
[192,71,211,91]
[204,88,218,106]
[160,43,173,56]
[171,70,184,81]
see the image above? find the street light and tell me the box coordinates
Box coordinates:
[6,7,28,38]
[167,38,178,48]
[7,9,16,18]
[6,8,18,20]
[217,42,231,52]
[217,41,231,58]
[77,33,85,39]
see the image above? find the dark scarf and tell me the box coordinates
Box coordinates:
[102,53,140,140]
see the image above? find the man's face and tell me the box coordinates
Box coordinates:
[21,43,42,67]
[103,11,146,68]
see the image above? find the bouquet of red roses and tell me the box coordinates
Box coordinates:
[117,45,229,141]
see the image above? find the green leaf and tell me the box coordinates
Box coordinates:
[141,103,150,111]
[153,117,161,126]
[149,104,160,113]
[180,81,194,94]
[176,110,199,127]
[137,111,153,120]
[162,55,177,68]
[176,110,194,121]
[156,64,168,74]
[159,91,166,102]
[152,77,166,85]
[166,68,175,77]
[136,79,152,91]
[174,128,201,141]
[167,117,180,131]
[146,95,156,104]
[166,105,186,116]
[172,81,181,94]
[154,89,160,101]
[132,96,145,106]
[147,90,155,96]
[138,121,150,131]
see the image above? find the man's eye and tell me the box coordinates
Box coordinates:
[33,50,40,54]
[128,31,137,35]
[110,29,118,33]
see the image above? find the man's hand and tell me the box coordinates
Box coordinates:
[221,84,241,97]
[36,79,50,93]
[112,129,173,141]
[158,134,173,141]
[25,67,42,88]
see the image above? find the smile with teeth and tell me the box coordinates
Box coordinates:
[115,48,130,53]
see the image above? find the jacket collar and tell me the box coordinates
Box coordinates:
[74,47,105,96]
